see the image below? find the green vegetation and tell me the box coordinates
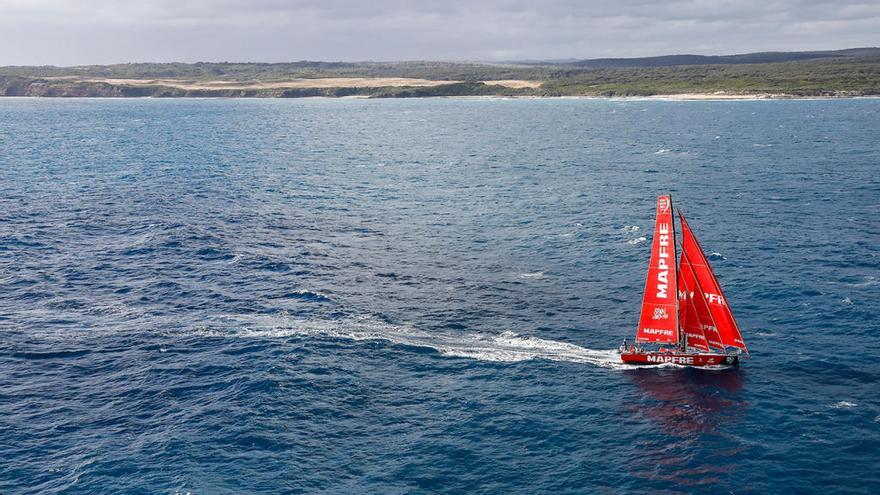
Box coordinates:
[0,61,559,82]
[2,49,879,98]
[539,57,880,96]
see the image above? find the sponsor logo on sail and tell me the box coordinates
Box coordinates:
[656,221,670,299]
[657,196,670,213]
[705,293,725,305]
[643,328,674,336]
[652,307,668,320]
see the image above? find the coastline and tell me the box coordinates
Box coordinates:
[4,53,878,100]
[0,93,875,100]
[2,76,876,100]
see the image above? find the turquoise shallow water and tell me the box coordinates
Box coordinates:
[1,97,878,494]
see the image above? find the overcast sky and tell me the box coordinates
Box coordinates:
[1,0,878,65]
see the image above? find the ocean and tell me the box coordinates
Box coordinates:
[1,97,878,494]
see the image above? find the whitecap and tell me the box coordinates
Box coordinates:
[831,401,857,409]
[628,237,647,245]
[623,225,640,233]
[289,290,332,302]
[851,276,877,288]
[518,272,545,279]
[654,148,671,154]
[841,297,853,305]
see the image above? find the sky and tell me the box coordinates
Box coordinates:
[1,0,878,65]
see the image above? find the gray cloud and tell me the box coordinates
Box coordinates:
[1,0,877,65]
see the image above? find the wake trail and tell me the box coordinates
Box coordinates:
[213,315,630,369]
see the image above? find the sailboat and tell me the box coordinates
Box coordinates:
[620,195,748,367]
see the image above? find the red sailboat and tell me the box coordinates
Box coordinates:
[620,195,748,367]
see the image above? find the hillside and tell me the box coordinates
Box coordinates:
[1,48,878,98]
[540,47,880,68]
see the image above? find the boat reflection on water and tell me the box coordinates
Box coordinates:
[622,368,749,490]
[625,367,746,435]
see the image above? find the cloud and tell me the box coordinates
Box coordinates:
[0,0,877,65]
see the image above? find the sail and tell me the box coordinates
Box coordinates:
[677,260,709,351]
[679,251,725,350]
[636,195,679,344]
[679,212,748,353]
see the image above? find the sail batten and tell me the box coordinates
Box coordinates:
[679,212,748,354]
[635,195,679,344]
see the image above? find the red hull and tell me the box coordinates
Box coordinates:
[621,350,738,367]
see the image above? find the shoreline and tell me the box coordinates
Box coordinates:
[5,53,877,100]
[0,93,876,101]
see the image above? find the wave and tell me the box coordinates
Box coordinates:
[627,237,647,245]
[215,315,630,368]
[271,290,332,302]
[517,272,545,279]
[10,349,92,360]
[851,276,877,288]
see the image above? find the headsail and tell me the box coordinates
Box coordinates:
[636,195,679,344]
[677,259,709,351]
[679,212,748,353]
[679,250,725,350]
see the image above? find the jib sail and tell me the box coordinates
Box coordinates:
[678,251,725,350]
[679,212,748,353]
[677,258,709,351]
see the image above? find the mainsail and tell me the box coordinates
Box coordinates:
[679,212,748,353]
[636,195,679,344]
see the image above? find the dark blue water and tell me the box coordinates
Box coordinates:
[1,97,878,494]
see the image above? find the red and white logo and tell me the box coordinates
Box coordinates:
[705,293,725,305]
[647,355,694,364]
[644,328,674,336]
[657,196,670,213]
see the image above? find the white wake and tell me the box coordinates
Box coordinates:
[213,315,628,368]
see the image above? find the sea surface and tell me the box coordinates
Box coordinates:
[1,97,878,494]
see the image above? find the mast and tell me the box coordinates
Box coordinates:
[672,199,683,352]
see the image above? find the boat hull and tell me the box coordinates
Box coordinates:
[621,351,738,367]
